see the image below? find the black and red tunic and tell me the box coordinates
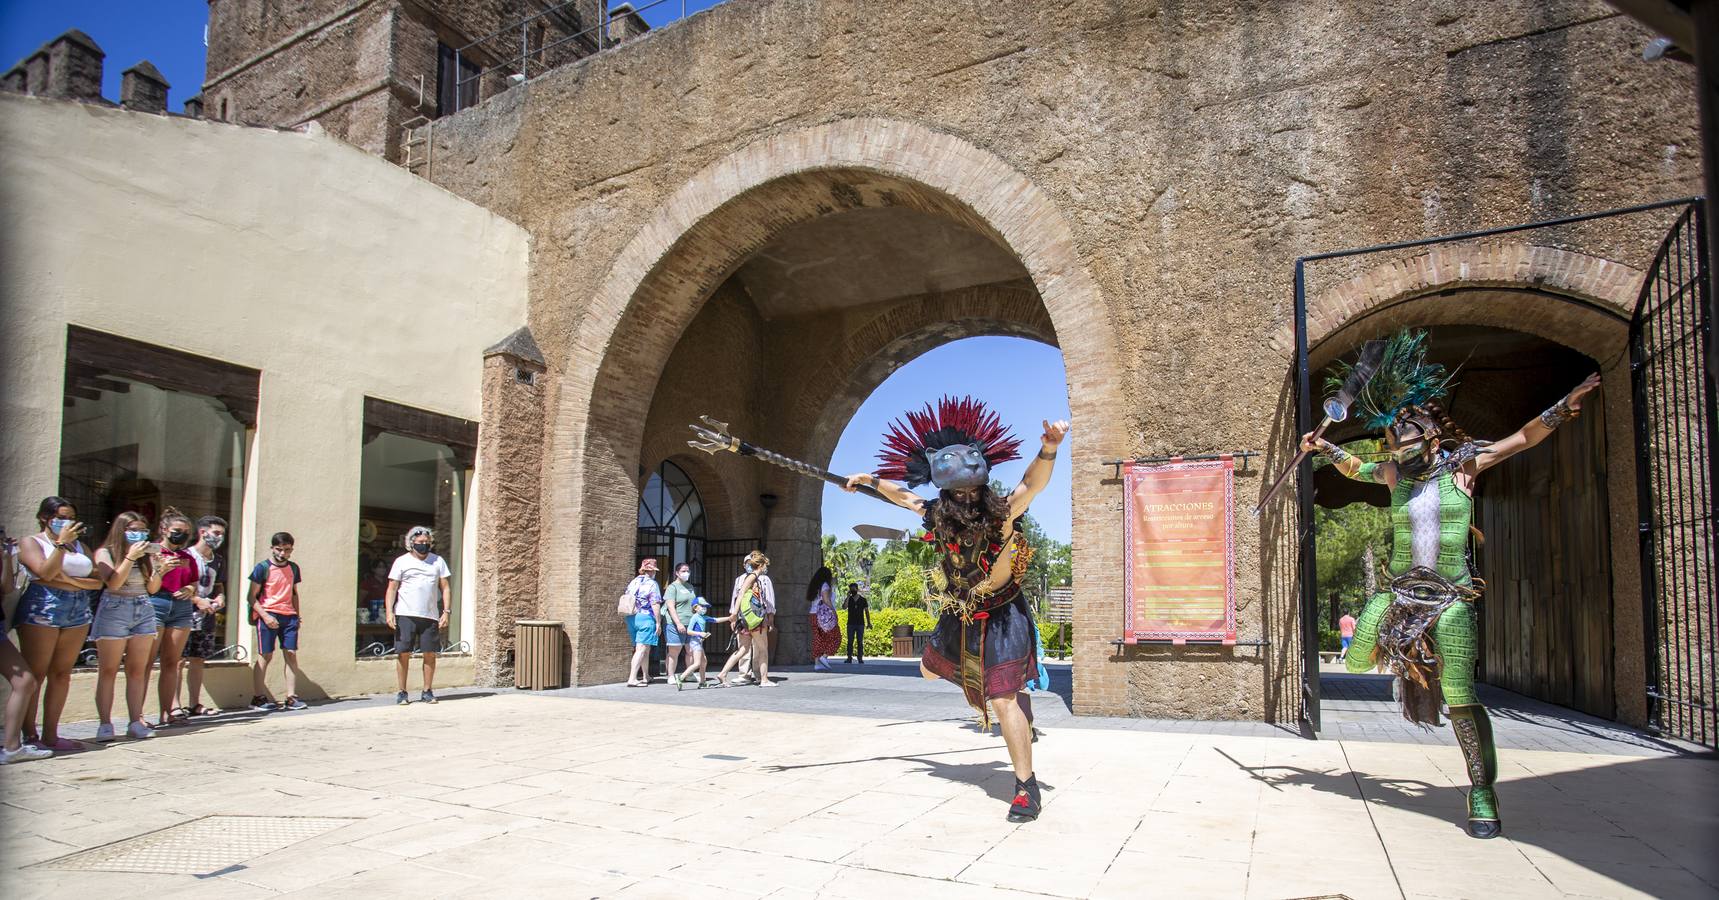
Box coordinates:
[917,505,1038,720]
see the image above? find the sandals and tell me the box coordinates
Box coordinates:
[189,704,221,717]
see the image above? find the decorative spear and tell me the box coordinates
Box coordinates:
[687,416,893,504]
[1254,339,1388,514]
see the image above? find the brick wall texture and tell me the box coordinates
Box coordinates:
[231,0,1703,720]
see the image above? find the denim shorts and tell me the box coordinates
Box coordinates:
[148,592,195,630]
[663,619,686,646]
[92,594,159,640]
[12,583,93,629]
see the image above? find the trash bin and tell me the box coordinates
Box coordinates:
[892,623,914,658]
[515,620,565,690]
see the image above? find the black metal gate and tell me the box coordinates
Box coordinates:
[1289,197,1699,734]
[1630,202,1719,749]
[635,528,758,663]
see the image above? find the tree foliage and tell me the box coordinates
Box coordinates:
[1313,438,1391,619]
[822,479,1073,615]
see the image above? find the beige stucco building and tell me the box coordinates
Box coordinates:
[1,0,1714,736]
[0,92,528,718]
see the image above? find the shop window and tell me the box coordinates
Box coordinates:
[356,398,476,658]
[58,326,257,661]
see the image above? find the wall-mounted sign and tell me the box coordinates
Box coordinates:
[1122,458,1236,644]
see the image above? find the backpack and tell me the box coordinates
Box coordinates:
[739,585,767,631]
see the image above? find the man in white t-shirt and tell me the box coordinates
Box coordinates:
[385,526,452,706]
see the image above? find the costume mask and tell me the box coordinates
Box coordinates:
[875,396,1021,491]
[926,444,990,490]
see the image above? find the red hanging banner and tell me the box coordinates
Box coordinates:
[1122,457,1236,643]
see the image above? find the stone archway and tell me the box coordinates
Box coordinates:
[544,118,1123,687]
[1300,244,1650,725]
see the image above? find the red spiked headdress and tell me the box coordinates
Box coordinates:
[875,396,1022,488]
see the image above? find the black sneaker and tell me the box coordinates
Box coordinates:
[396,691,410,706]
[283,696,308,711]
[1007,775,1042,823]
[249,696,278,712]
[420,690,438,704]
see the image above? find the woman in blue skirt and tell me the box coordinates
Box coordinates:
[622,559,662,686]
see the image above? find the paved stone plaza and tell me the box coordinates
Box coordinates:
[2,663,1714,899]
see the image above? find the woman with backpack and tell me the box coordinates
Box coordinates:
[621,559,662,686]
[714,551,775,687]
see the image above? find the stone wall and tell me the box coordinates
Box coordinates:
[418,0,1700,716]
[202,0,600,158]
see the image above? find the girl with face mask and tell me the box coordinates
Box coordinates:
[11,497,103,753]
[149,509,199,727]
[90,512,164,740]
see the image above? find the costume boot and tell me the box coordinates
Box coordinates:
[1448,704,1501,838]
[1007,774,1041,822]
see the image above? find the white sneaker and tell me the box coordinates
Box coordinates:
[0,744,53,764]
[126,721,152,740]
[94,723,116,742]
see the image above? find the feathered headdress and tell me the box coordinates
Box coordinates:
[875,396,1021,488]
[1326,329,1456,430]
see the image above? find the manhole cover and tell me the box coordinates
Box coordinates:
[32,815,355,875]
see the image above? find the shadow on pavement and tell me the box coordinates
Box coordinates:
[1217,749,1719,898]
[763,747,1037,803]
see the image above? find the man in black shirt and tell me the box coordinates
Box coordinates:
[843,583,871,663]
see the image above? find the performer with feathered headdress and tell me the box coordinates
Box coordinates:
[840,396,1066,822]
[1302,329,1599,839]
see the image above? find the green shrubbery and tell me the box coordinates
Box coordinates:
[834,607,937,658]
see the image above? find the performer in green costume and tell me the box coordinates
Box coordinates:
[1301,330,1600,839]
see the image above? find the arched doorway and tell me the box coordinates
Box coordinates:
[636,459,707,582]
[1310,321,1618,722]
[544,118,1124,689]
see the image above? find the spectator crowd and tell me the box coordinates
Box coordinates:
[1,495,454,765]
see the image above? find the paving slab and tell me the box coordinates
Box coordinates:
[1,666,1714,899]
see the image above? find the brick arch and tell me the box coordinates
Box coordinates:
[1269,243,1646,362]
[788,278,1056,466]
[544,117,1122,684]
[772,278,1059,549]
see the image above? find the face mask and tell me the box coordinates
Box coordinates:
[49,518,73,534]
[676,570,690,582]
[271,549,290,563]
[412,542,432,555]
[168,530,189,546]
[125,530,150,544]
[744,563,754,573]
[204,533,224,549]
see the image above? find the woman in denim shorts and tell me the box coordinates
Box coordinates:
[12,497,102,752]
[90,512,163,741]
[150,509,198,728]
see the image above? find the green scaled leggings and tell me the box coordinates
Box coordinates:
[1346,592,1498,830]
[1345,591,1479,706]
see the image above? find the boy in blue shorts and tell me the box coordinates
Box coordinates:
[677,597,713,691]
[248,532,306,711]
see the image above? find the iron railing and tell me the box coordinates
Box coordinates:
[1288,196,1698,733]
[1630,202,1719,749]
[451,0,708,116]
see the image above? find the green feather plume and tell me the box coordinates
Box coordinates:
[1325,329,1455,430]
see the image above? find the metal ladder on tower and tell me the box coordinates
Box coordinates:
[401,114,432,177]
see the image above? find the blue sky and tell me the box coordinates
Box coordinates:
[1,3,209,107]
[0,1,729,105]
[0,2,1074,543]
[821,337,1073,544]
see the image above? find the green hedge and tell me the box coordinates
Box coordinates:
[834,608,937,658]
[1319,628,1342,652]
